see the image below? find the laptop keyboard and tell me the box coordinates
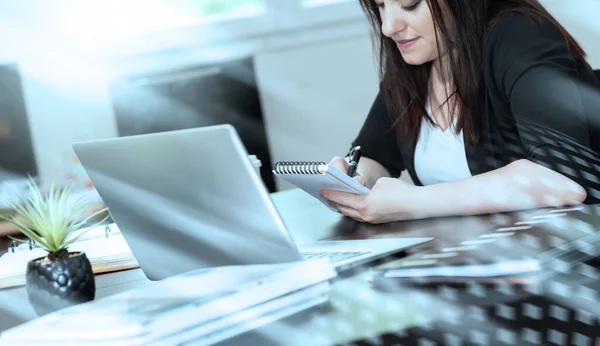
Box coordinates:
[300,251,371,264]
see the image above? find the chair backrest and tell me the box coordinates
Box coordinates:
[594,69,600,83]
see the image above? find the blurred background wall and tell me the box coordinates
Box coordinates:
[0,0,597,192]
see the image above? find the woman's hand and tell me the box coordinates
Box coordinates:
[320,177,423,224]
[328,156,367,186]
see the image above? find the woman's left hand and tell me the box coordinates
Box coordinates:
[320,178,424,224]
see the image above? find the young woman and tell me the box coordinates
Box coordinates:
[321,0,600,224]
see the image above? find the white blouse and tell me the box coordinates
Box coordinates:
[413,102,473,185]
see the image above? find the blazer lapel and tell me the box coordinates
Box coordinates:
[398,135,424,186]
[466,91,497,175]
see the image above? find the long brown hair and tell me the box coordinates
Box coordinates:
[359,0,589,146]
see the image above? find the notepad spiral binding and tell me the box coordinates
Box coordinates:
[274,161,326,175]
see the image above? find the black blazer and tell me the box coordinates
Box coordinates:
[352,12,600,203]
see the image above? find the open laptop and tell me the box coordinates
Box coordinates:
[73,124,432,280]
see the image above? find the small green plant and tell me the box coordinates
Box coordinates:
[2,179,108,261]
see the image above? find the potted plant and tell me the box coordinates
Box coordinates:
[2,179,108,315]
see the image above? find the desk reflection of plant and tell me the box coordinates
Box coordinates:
[2,179,108,315]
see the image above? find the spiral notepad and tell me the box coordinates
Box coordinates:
[272,161,370,211]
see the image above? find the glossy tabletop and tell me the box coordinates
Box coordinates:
[2,188,600,345]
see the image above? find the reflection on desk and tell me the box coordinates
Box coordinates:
[1,259,336,346]
[1,189,600,345]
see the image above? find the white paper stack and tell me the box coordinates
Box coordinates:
[0,258,336,346]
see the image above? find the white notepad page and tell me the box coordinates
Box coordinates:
[273,165,370,211]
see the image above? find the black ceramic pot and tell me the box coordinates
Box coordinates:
[25,252,95,315]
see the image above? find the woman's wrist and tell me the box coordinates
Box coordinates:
[412,183,457,219]
[409,185,437,219]
[386,183,434,221]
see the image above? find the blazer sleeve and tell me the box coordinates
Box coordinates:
[485,12,600,201]
[350,92,405,178]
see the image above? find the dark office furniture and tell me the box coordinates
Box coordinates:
[109,58,276,192]
[0,64,37,179]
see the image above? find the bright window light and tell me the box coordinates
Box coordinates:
[301,0,353,8]
[197,0,266,19]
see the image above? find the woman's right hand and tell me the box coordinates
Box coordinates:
[328,156,367,187]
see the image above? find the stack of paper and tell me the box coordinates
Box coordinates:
[0,258,336,345]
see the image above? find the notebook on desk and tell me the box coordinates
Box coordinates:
[0,224,138,289]
[273,161,370,211]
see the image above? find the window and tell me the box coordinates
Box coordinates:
[291,0,364,29]
[195,0,266,22]
[88,0,366,58]
[79,0,276,58]
[300,0,354,8]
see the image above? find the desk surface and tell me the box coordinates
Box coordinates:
[2,189,600,345]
